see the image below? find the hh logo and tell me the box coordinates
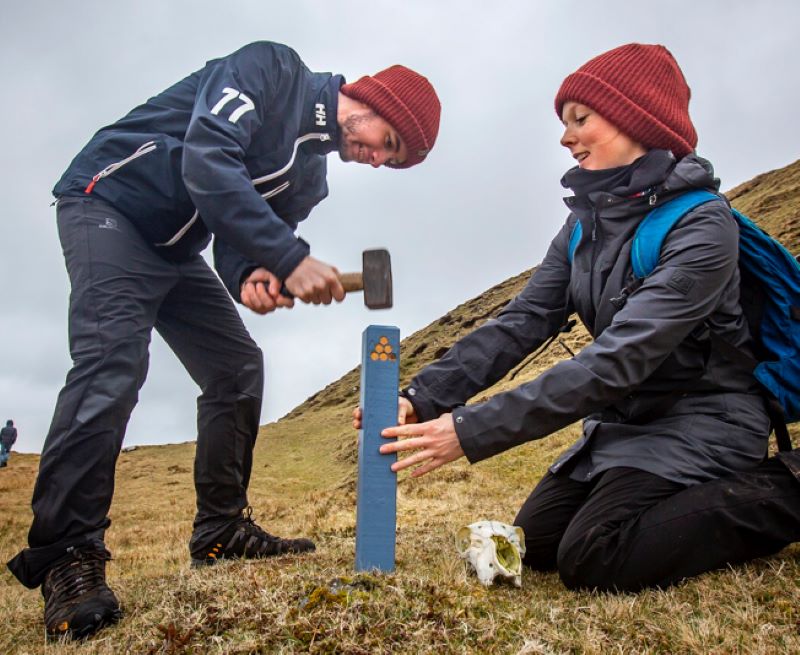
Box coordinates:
[315,103,326,126]
[99,218,119,231]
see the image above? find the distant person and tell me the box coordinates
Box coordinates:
[356,43,800,591]
[0,419,17,467]
[7,41,440,639]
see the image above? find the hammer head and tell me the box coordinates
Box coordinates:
[362,249,393,309]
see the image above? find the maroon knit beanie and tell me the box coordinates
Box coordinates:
[555,43,698,158]
[341,65,441,168]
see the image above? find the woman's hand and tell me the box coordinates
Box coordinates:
[379,413,465,478]
[352,396,417,430]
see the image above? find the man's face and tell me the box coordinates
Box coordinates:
[560,101,647,170]
[338,109,408,167]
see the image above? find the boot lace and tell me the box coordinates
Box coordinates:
[46,547,111,605]
[230,507,287,556]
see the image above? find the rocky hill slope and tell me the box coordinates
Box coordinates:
[280,157,800,456]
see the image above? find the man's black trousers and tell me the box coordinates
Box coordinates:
[515,453,800,592]
[8,197,263,588]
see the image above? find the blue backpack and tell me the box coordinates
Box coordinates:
[568,189,800,450]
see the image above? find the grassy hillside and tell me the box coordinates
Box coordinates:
[2,160,799,654]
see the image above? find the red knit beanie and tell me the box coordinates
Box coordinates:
[555,43,697,158]
[341,65,441,168]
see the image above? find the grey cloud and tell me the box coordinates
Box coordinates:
[1,1,798,452]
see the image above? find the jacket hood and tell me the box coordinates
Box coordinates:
[662,153,720,195]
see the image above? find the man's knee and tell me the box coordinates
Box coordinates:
[198,343,263,403]
[237,344,263,399]
[56,337,150,429]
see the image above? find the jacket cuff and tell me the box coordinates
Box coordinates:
[271,237,310,282]
[233,266,258,303]
[451,404,507,464]
[401,385,441,423]
[226,263,252,303]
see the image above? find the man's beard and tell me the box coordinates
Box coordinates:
[338,111,377,161]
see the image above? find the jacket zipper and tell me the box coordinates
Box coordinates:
[251,133,330,184]
[156,132,330,248]
[589,206,599,312]
[84,141,158,194]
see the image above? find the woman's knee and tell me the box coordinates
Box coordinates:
[557,527,653,593]
[556,526,623,592]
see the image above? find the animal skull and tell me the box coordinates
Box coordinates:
[455,520,526,587]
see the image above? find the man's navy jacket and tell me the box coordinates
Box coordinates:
[54,42,344,301]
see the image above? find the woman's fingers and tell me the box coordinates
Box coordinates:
[380,435,424,454]
[397,397,417,425]
[354,397,416,430]
[389,447,433,472]
[409,460,441,478]
[382,422,425,439]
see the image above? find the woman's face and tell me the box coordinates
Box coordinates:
[560,101,647,170]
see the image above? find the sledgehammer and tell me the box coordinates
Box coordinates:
[340,248,393,310]
[282,248,393,309]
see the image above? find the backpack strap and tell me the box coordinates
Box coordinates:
[567,220,582,263]
[569,190,722,274]
[767,400,794,453]
[631,189,720,278]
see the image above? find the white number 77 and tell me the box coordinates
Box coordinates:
[210,87,255,124]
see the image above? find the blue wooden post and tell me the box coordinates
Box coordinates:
[355,325,400,572]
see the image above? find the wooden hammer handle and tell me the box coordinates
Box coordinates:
[339,272,364,292]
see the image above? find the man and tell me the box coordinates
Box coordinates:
[0,419,17,467]
[7,41,440,639]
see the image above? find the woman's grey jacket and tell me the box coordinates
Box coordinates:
[404,151,770,485]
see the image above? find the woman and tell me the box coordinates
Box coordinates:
[354,43,800,591]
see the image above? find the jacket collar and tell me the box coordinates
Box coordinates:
[561,150,676,209]
[561,150,720,217]
[299,74,344,156]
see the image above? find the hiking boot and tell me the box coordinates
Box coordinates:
[42,544,122,640]
[191,508,315,567]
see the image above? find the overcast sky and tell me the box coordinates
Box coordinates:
[1,1,798,453]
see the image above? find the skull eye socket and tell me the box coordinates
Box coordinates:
[491,535,521,572]
[455,527,473,554]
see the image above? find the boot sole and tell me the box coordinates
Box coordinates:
[190,547,315,569]
[46,607,123,641]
